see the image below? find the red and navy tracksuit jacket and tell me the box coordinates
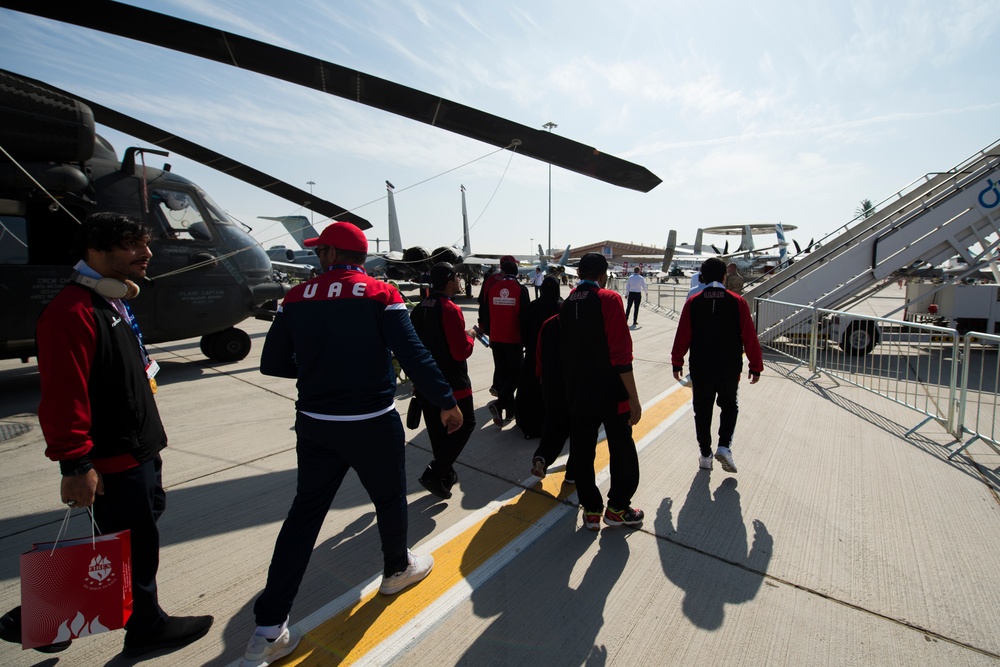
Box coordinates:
[261,265,456,417]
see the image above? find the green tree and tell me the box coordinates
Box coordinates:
[855,198,875,219]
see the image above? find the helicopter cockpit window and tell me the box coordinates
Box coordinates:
[152,189,213,241]
[199,191,234,226]
[0,216,29,265]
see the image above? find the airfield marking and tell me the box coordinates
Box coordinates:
[273,386,692,666]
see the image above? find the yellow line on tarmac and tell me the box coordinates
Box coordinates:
[286,388,691,665]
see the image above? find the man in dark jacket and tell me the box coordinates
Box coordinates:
[31,212,213,658]
[410,262,477,499]
[671,256,762,474]
[516,275,562,438]
[245,223,463,666]
[560,253,643,531]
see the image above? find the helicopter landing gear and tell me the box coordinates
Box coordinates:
[200,327,251,362]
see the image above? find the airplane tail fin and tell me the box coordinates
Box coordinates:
[776,222,787,267]
[386,181,403,253]
[741,225,755,252]
[460,184,472,257]
[259,215,320,249]
[538,244,547,271]
[662,230,676,270]
[693,229,703,255]
[558,245,571,266]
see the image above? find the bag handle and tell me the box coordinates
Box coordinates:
[49,507,103,556]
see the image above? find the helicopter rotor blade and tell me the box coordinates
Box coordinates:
[1,0,662,193]
[2,68,371,229]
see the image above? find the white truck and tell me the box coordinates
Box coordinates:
[902,282,1000,336]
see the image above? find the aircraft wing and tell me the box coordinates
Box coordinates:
[455,256,498,267]
[2,69,371,228]
[2,1,661,193]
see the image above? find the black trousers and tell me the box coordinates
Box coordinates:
[625,292,642,323]
[92,455,167,633]
[254,411,408,626]
[417,392,476,474]
[533,387,573,477]
[569,408,639,513]
[491,342,523,416]
[691,373,740,457]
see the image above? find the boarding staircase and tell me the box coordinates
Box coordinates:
[746,138,1000,336]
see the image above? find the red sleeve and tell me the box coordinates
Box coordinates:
[443,300,474,361]
[600,289,633,368]
[36,290,98,462]
[671,300,693,369]
[738,296,764,374]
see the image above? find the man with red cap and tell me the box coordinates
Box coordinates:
[243,222,464,667]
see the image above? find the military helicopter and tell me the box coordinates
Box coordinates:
[0,69,369,362]
[0,1,661,363]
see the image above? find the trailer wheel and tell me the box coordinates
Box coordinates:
[842,322,877,356]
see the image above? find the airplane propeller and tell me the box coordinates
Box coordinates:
[2,0,662,194]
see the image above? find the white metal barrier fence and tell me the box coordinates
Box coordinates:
[951,332,1000,460]
[755,299,963,439]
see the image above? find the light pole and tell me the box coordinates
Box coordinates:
[530,237,534,257]
[543,121,557,255]
[306,180,316,225]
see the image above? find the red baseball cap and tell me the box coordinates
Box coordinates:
[500,255,516,265]
[303,222,368,253]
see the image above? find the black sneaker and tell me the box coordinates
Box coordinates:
[0,606,72,653]
[121,615,213,658]
[418,468,453,500]
[487,401,503,427]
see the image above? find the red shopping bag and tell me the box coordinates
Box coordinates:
[19,509,131,650]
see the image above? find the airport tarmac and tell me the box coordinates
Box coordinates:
[1,284,999,666]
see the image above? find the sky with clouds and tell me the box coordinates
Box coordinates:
[1,0,998,256]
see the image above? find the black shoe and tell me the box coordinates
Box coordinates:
[0,606,72,653]
[121,614,213,658]
[418,469,453,500]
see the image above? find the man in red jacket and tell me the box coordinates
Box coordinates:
[32,212,213,657]
[479,259,529,426]
[671,256,763,473]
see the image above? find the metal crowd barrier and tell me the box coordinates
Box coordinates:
[950,332,1000,460]
[755,299,963,440]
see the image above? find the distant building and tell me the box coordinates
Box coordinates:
[569,240,663,269]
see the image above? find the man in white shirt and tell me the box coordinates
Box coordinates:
[532,267,545,298]
[624,267,648,326]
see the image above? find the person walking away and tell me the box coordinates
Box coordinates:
[476,256,516,396]
[529,312,576,483]
[532,266,545,298]
[559,253,643,530]
[479,259,529,426]
[724,262,745,295]
[624,266,648,326]
[244,222,463,667]
[410,262,477,499]
[31,212,213,658]
[516,275,562,439]
[671,256,762,474]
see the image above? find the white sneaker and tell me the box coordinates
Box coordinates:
[698,455,713,470]
[241,625,301,667]
[715,446,738,473]
[379,550,434,595]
